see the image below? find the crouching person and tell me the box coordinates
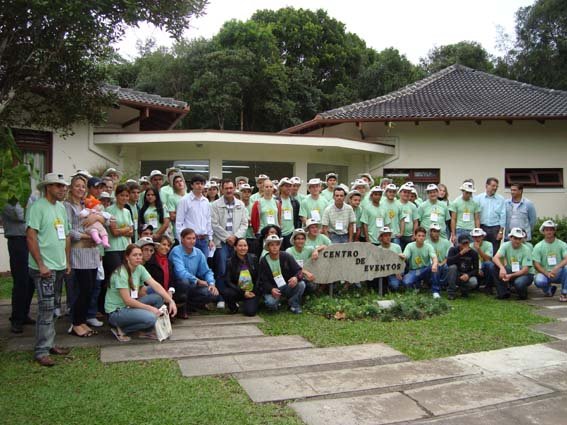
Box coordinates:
[532,220,567,300]
[446,235,479,300]
[401,227,439,297]
[286,228,324,294]
[259,234,305,314]
[170,228,219,317]
[470,228,496,294]
[492,227,533,300]
[377,227,403,292]
[105,244,177,342]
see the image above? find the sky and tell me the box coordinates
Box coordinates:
[115,0,535,63]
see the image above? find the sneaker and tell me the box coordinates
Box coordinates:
[53,308,62,318]
[216,301,225,309]
[432,292,441,299]
[87,318,104,327]
[290,306,303,314]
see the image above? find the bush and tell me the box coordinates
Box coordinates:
[531,216,567,245]
[304,291,450,322]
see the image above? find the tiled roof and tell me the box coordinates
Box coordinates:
[104,84,188,111]
[320,64,567,120]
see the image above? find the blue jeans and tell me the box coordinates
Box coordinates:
[213,242,234,296]
[108,293,164,334]
[431,264,449,293]
[402,266,432,290]
[534,267,567,295]
[195,238,210,258]
[264,281,306,310]
[87,279,102,319]
[387,275,402,291]
[29,268,65,358]
[480,261,495,287]
[447,265,478,297]
[492,266,533,299]
[174,280,219,309]
[329,233,349,244]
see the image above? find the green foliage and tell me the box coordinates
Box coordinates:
[305,291,450,321]
[530,216,567,245]
[0,128,35,211]
[420,41,495,74]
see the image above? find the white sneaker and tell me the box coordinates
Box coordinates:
[216,301,225,309]
[53,308,62,318]
[87,318,104,327]
[432,292,441,299]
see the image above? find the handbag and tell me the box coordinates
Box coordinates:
[154,305,172,342]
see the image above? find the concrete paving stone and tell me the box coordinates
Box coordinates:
[169,324,263,340]
[525,298,564,308]
[520,363,567,391]
[532,322,567,340]
[173,314,264,327]
[291,392,428,425]
[534,308,567,319]
[404,375,554,416]
[238,358,481,403]
[179,343,406,377]
[410,394,567,425]
[543,304,567,310]
[453,344,567,373]
[546,339,567,353]
[101,335,313,363]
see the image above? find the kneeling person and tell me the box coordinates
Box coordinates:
[401,227,439,296]
[532,220,567,300]
[446,236,479,299]
[286,228,323,294]
[259,235,305,314]
[377,227,403,291]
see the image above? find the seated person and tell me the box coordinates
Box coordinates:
[304,219,331,250]
[104,244,176,342]
[221,238,259,316]
[492,227,533,300]
[427,223,452,292]
[532,220,567,300]
[143,234,175,298]
[285,228,323,294]
[446,235,479,299]
[401,227,439,297]
[170,228,219,316]
[376,227,403,292]
[470,228,496,294]
[258,234,306,314]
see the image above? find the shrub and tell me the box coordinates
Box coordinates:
[531,216,567,245]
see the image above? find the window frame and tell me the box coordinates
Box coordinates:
[505,168,563,188]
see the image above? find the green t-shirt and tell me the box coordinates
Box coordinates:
[449,196,481,230]
[305,233,331,249]
[426,238,451,263]
[533,238,567,271]
[399,201,418,237]
[293,193,306,203]
[166,192,184,239]
[417,200,450,238]
[280,197,294,236]
[245,201,254,238]
[299,195,329,221]
[320,188,334,203]
[26,197,70,271]
[258,197,279,230]
[286,246,315,267]
[360,203,391,244]
[382,243,402,254]
[104,265,151,313]
[380,198,402,235]
[471,240,493,265]
[143,205,167,234]
[266,255,282,277]
[403,242,437,270]
[105,204,133,252]
[160,185,174,209]
[497,241,533,271]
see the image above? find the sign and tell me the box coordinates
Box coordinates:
[303,242,405,284]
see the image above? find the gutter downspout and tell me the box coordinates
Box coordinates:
[88,124,120,166]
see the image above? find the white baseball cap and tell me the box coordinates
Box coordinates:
[539,220,557,234]
[425,184,439,192]
[307,178,322,186]
[263,234,283,250]
[239,183,253,191]
[378,226,393,237]
[508,227,525,239]
[385,183,398,191]
[369,186,384,194]
[459,182,476,193]
[149,170,165,178]
[290,176,302,185]
[429,223,441,231]
[470,228,487,237]
[278,177,293,188]
[351,179,370,190]
[304,218,320,229]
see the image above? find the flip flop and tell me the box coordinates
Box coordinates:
[559,295,567,303]
[111,327,131,342]
[138,332,158,340]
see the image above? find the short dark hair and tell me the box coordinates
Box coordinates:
[126,181,140,191]
[221,178,234,188]
[114,184,129,197]
[333,187,346,196]
[486,177,499,185]
[510,183,524,191]
[414,226,426,235]
[190,174,206,185]
[180,228,196,239]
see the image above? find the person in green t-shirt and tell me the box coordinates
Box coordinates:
[286,228,325,294]
[492,227,533,300]
[380,183,403,244]
[449,182,481,245]
[27,172,71,366]
[165,173,186,241]
[346,190,364,241]
[138,187,170,239]
[105,244,176,342]
[532,220,567,299]
[251,180,280,235]
[361,186,390,245]
[377,227,403,291]
[427,222,452,291]
[401,226,439,295]
[320,172,338,203]
[299,178,330,225]
[290,176,306,203]
[304,219,331,249]
[470,227,496,294]
[418,184,451,239]
[398,183,419,250]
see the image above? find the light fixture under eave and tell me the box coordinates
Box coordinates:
[196,143,203,148]
[316,148,323,152]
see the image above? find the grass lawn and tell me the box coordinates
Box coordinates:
[0,276,12,299]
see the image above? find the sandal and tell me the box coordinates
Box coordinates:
[138,331,158,340]
[559,294,567,303]
[68,325,94,338]
[110,327,131,342]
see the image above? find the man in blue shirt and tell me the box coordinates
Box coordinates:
[170,228,219,317]
[474,177,506,255]
[505,183,537,242]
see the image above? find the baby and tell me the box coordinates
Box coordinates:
[81,196,112,248]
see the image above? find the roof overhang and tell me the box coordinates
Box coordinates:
[94,130,396,155]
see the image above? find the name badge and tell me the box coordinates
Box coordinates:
[352,223,357,233]
[462,212,471,222]
[335,221,344,231]
[274,274,286,288]
[56,223,66,240]
[375,217,384,228]
[297,259,304,267]
[283,209,292,220]
[430,212,439,222]
[130,289,138,299]
[404,214,411,223]
[311,210,321,221]
[548,255,557,266]
[511,261,520,273]
[267,214,275,225]
[149,217,158,228]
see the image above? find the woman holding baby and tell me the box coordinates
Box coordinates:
[64,174,105,337]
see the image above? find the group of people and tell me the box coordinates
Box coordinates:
[4,166,566,367]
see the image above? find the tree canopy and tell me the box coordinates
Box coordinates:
[420,41,494,74]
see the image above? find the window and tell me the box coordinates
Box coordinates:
[505,168,563,188]
[13,128,52,191]
[384,168,440,198]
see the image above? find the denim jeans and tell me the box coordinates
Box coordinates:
[402,266,432,290]
[108,293,164,334]
[480,261,495,287]
[491,266,533,299]
[29,268,65,358]
[195,238,210,258]
[387,274,402,291]
[447,265,478,296]
[329,233,349,244]
[534,267,567,295]
[431,263,449,293]
[174,280,219,309]
[87,279,102,319]
[264,281,306,310]
[213,242,234,296]
[8,236,35,325]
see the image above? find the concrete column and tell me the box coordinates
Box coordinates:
[209,156,223,180]
[295,159,308,195]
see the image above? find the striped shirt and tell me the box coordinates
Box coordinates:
[225,200,234,232]
[64,200,100,269]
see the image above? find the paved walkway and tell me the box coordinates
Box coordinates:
[2,287,567,425]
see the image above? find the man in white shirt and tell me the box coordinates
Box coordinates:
[175,174,215,257]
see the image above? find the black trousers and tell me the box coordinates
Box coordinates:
[100,251,124,314]
[481,225,501,257]
[8,236,35,324]
[219,286,259,316]
[72,269,96,325]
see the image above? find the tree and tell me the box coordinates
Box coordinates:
[420,41,494,74]
[511,0,567,90]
